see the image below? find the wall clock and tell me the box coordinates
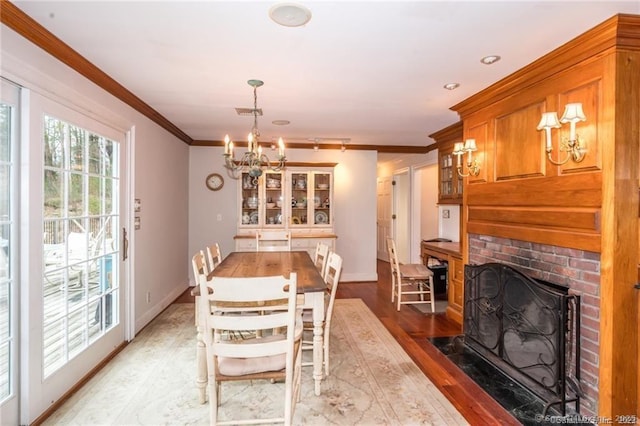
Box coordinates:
[205,173,224,191]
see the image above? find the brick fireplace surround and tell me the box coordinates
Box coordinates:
[468,233,601,416]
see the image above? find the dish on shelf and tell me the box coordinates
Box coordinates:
[276,213,283,224]
[315,211,328,224]
[250,211,259,224]
[266,202,276,208]
[317,184,329,190]
[266,179,281,189]
[291,216,301,225]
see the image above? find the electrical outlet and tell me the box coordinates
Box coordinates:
[146,292,151,303]
[443,209,450,219]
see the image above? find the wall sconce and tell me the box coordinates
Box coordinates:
[453,139,480,177]
[537,102,587,165]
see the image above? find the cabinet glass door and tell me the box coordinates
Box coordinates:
[312,172,331,226]
[263,171,283,227]
[240,172,259,227]
[290,172,308,226]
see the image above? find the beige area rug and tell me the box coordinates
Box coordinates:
[43,299,468,426]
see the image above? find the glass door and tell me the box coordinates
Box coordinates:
[311,172,331,226]
[23,90,127,421]
[263,171,283,227]
[0,78,19,426]
[290,172,309,227]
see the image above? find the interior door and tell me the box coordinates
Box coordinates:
[393,170,410,264]
[22,89,128,423]
[376,176,392,260]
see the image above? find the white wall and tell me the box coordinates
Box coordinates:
[1,27,190,335]
[378,150,440,262]
[188,146,378,282]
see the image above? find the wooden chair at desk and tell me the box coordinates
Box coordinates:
[387,237,435,312]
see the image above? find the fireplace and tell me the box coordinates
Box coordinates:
[464,262,582,415]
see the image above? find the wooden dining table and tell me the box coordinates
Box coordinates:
[192,250,327,402]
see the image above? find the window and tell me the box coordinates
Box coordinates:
[42,115,119,377]
[0,93,15,403]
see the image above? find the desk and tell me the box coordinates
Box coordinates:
[192,251,327,402]
[420,241,463,324]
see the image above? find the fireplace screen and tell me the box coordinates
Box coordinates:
[464,263,581,414]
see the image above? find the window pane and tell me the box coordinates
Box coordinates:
[43,318,65,376]
[44,169,63,218]
[68,172,84,217]
[44,116,64,169]
[0,105,9,162]
[88,176,101,216]
[88,135,101,175]
[69,125,85,172]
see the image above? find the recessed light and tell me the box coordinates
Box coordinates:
[481,55,501,65]
[272,120,290,126]
[443,83,460,90]
[269,3,312,27]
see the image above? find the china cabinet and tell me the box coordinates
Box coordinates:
[235,167,336,255]
[429,122,463,205]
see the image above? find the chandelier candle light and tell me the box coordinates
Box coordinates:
[223,79,286,181]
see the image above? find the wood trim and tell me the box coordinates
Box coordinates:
[1,1,193,145]
[2,1,434,154]
[191,139,431,153]
[428,121,463,143]
[452,14,640,118]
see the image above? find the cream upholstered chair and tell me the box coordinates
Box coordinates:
[386,237,435,312]
[200,273,303,425]
[206,243,223,272]
[256,230,292,252]
[313,242,330,277]
[302,251,343,376]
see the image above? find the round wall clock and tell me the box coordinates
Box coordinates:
[205,173,224,191]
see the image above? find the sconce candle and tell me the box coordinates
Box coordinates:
[453,139,480,177]
[537,102,587,166]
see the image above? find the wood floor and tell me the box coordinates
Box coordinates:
[335,260,521,426]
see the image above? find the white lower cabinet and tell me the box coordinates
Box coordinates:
[235,236,335,256]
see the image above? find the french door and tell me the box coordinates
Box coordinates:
[0,78,20,426]
[22,89,128,423]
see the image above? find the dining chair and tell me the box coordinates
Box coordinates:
[199,273,303,425]
[256,230,292,252]
[386,237,435,312]
[302,251,343,376]
[206,243,223,272]
[312,242,330,277]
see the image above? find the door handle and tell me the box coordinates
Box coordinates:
[122,227,129,261]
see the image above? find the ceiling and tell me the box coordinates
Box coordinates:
[9,1,640,155]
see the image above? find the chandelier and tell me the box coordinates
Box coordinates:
[223,79,286,181]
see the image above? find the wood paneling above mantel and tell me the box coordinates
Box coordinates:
[452,14,640,117]
[452,13,640,419]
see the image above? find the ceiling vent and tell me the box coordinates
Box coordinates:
[235,108,262,117]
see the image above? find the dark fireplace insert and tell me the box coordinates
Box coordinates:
[463,263,582,416]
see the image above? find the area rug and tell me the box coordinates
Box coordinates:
[43,299,468,426]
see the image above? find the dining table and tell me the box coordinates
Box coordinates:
[192,250,328,403]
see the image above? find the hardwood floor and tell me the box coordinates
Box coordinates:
[336,260,521,426]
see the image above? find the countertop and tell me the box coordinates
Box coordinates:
[421,241,461,258]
